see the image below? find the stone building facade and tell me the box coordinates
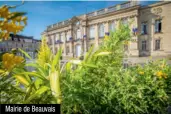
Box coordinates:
[42,1,171,66]
[0,34,41,59]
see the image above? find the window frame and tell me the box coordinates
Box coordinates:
[155,19,162,33]
[109,21,115,32]
[98,23,105,38]
[76,29,81,40]
[89,26,95,39]
[142,40,147,51]
[155,39,160,50]
[141,22,148,35]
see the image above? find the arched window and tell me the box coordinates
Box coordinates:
[76,29,81,39]
[99,24,104,37]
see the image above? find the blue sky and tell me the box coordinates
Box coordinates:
[0,1,158,40]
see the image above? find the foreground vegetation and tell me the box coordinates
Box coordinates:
[0,22,171,114]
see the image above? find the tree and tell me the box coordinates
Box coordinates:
[0,1,27,41]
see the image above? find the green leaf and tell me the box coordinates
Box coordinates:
[19,72,47,81]
[18,48,32,60]
[84,44,94,63]
[83,63,98,68]
[24,86,49,103]
[95,51,112,56]
[70,60,82,65]
[51,48,62,72]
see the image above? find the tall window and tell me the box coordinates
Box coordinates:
[49,38,52,44]
[66,46,70,55]
[55,34,58,42]
[141,22,147,35]
[89,26,95,39]
[124,44,128,51]
[99,24,104,37]
[155,20,162,33]
[109,21,115,32]
[155,39,160,50]
[61,34,65,42]
[59,34,61,41]
[75,44,81,57]
[122,18,128,26]
[66,34,70,41]
[142,41,147,51]
[76,29,81,39]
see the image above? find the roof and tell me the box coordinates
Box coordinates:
[10,34,33,39]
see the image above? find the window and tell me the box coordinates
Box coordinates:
[98,24,104,37]
[155,20,162,33]
[122,18,128,26]
[76,29,81,39]
[75,45,81,57]
[141,22,147,35]
[59,34,61,41]
[66,46,70,55]
[123,63,128,69]
[49,38,52,45]
[89,26,95,39]
[124,44,128,51]
[55,34,58,42]
[109,21,115,32]
[55,47,58,54]
[66,34,70,41]
[155,39,160,50]
[61,34,65,42]
[76,21,80,25]
[142,41,147,51]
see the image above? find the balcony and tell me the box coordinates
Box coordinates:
[87,1,137,18]
[97,9,105,15]
[47,1,137,30]
[87,12,95,17]
[47,19,70,30]
[108,6,117,12]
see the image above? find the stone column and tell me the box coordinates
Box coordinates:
[57,33,60,51]
[63,32,66,56]
[94,24,99,48]
[129,16,139,56]
[151,18,154,55]
[68,30,73,53]
[83,26,87,53]
[52,34,55,54]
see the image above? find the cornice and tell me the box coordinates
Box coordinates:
[87,5,140,21]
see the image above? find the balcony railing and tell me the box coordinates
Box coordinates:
[47,1,137,30]
[87,12,95,17]
[97,9,105,15]
[108,6,117,12]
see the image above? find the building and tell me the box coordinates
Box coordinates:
[0,34,41,59]
[42,1,171,66]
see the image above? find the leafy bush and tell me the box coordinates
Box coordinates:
[0,22,170,114]
[61,23,171,114]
